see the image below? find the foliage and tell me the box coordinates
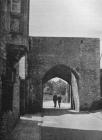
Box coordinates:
[43,78,68,95]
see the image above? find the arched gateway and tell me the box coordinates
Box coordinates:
[26,37,100,113]
[42,65,80,111]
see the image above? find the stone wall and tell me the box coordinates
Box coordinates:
[100,69,102,96]
[79,39,100,109]
[0,0,7,113]
[28,37,100,111]
[0,0,29,139]
[13,62,20,116]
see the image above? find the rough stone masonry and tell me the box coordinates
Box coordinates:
[27,37,100,112]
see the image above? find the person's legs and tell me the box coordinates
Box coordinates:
[58,102,60,108]
[53,101,55,107]
[54,101,56,107]
[55,101,57,107]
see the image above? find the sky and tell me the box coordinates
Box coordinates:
[29,0,102,37]
[20,0,102,79]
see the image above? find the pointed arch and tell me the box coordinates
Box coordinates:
[42,64,80,111]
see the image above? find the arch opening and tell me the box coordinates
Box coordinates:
[43,77,71,109]
[42,65,80,112]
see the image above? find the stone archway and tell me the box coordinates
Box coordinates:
[42,64,80,111]
[28,37,100,113]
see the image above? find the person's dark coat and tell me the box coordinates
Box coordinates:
[53,95,57,102]
[57,96,62,103]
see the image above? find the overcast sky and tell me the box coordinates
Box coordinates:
[29,0,102,67]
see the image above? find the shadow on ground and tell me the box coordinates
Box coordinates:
[41,126,102,140]
[7,119,41,140]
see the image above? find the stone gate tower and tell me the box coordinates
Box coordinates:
[27,37,100,112]
[0,0,29,116]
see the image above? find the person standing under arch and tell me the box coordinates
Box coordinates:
[57,95,62,108]
[53,94,57,108]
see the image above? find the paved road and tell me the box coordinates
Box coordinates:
[43,100,71,109]
[40,110,102,140]
[7,104,102,140]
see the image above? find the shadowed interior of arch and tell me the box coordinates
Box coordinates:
[42,65,80,111]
